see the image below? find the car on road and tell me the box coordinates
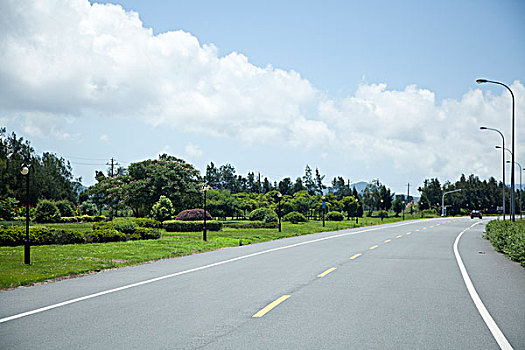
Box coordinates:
[470,210,482,219]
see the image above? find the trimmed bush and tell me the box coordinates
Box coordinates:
[223,222,278,229]
[55,200,75,217]
[0,225,86,246]
[163,220,222,232]
[88,229,126,243]
[175,209,213,221]
[123,218,162,228]
[60,216,80,223]
[249,208,277,221]
[283,211,307,224]
[135,227,162,240]
[114,221,138,234]
[326,211,344,221]
[35,200,61,223]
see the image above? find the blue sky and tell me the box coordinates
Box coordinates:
[1,0,524,194]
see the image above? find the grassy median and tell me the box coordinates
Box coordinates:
[1,216,419,289]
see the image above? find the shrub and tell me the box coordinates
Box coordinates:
[60,216,80,223]
[485,220,525,266]
[135,227,162,240]
[263,212,278,223]
[80,215,107,222]
[283,211,307,224]
[249,208,277,221]
[151,195,175,222]
[223,222,278,229]
[175,209,212,221]
[0,225,86,246]
[88,229,126,243]
[0,197,17,220]
[326,211,344,221]
[163,220,222,232]
[55,200,75,217]
[114,221,138,234]
[80,201,97,216]
[35,200,61,223]
[127,218,162,228]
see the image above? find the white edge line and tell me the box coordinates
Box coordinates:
[453,222,513,350]
[1,220,418,324]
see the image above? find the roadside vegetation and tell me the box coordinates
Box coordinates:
[485,220,525,267]
[2,127,520,289]
[0,214,431,289]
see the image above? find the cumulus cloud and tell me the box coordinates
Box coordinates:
[319,82,525,180]
[1,0,524,183]
[0,0,321,147]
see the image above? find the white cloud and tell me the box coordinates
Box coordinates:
[185,143,203,159]
[0,0,322,148]
[319,81,525,181]
[1,0,524,185]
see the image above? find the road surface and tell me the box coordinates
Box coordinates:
[1,218,524,349]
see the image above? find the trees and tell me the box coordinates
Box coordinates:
[1,129,77,206]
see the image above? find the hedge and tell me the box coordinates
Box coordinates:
[0,225,161,246]
[485,220,525,267]
[60,215,107,223]
[163,220,222,232]
[88,229,126,243]
[0,226,87,246]
[223,221,278,229]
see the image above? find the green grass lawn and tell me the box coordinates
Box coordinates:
[0,215,425,289]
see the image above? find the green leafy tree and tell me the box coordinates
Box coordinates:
[151,195,175,221]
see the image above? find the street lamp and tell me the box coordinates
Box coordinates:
[480,126,506,220]
[277,192,282,232]
[507,160,522,221]
[202,184,211,242]
[21,164,31,265]
[477,79,516,221]
[322,196,326,227]
[442,189,462,217]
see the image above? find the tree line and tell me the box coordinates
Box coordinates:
[1,128,519,220]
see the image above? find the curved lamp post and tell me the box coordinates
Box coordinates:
[202,184,211,241]
[322,196,326,227]
[21,164,31,265]
[481,126,506,219]
[277,192,282,232]
[477,79,516,221]
[507,160,522,221]
[442,189,462,217]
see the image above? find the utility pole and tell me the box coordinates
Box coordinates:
[106,158,120,219]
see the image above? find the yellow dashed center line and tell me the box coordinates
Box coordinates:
[436,224,440,226]
[252,295,291,318]
[317,267,337,278]
[384,239,392,243]
[430,225,434,228]
[406,232,412,235]
[369,245,379,250]
[416,229,420,232]
[350,253,362,260]
[396,235,403,238]
[422,227,427,230]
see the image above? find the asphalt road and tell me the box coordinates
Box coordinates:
[1,218,524,349]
